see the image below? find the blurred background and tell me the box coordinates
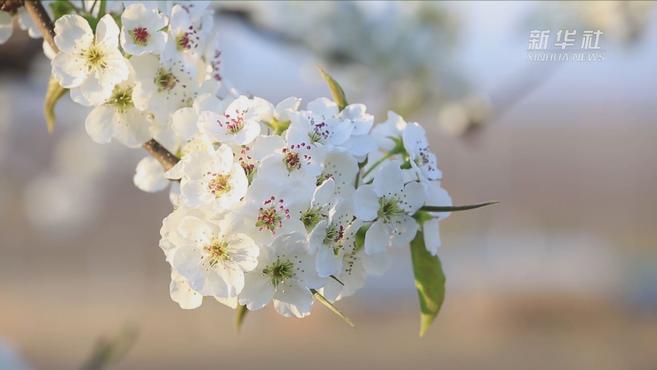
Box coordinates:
[1,1,657,369]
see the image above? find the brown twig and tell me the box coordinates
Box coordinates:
[24,0,180,170]
[23,0,56,52]
[143,139,179,171]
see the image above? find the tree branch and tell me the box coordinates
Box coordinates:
[143,139,179,171]
[23,0,56,52]
[24,0,180,170]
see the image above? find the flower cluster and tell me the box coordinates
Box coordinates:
[157,96,452,316]
[14,1,461,324]
[43,1,222,150]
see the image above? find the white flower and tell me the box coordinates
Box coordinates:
[286,98,352,148]
[198,95,273,145]
[298,178,337,233]
[273,96,301,123]
[133,156,169,193]
[131,53,197,123]
[0,11,12,44]
[287,98,374,158]
[122,0,168,13]
[239,232,323,318]
[421,181,452,255]
[171,93,226,142]
[353,161,426,254]
[308,198,360,277]
[371,110,407,151]
[338,103,376,158]
[161,4,204,61]
[85,78,152,147]
[255,140,325,188]
[162,207,259,298]
[17,6,42,38]
[170,269,203,309]
[230,178,309,246]
[172,145,248,212]
[402,121,441,181]
[169,1,210,22]
[120,3,168,56]
[52,14,129,105]
[321,241,390,302]
[319,150,359,195]
[232,134,286,184]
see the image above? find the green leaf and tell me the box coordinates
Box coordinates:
[317,66,347,110]
[97,0,107,17]
[268,117,290,135]
[310,289,355,327]
[421,201,498,213]
[413,210,433,224]
[80,325,138,370]
[410,232,446,337]
[49,0,76,19]
[235,305,248,332]
[84,14,99,31]
[353,224,368,253]
[44,76,67,133]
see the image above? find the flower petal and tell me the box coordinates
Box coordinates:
[54,14,93,53]
[239,272,275,311]
[52,53,87,88]
[423,218,442,256]
[364,220,389,254]
[95,14,120,49]
[84,105,114,144]
[353,185,378,221]
[273,283,314,318]
[133,157,168,193]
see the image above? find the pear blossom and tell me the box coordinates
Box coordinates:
[353,161,426,254]
[16,6,41,38]
[232,134,286,184]
[170,268,238,309]
[309,198,361,277]
[52,14,129,105]
[170,93,226,142]
[0,6,43,45]
[287,98,353,149]
[198,95,273,145]
[319,150,359,195]
[133,156,169,193]
[120,3,168,56]
[298,178,337,233]
[371,110,407,151]
[321,241,391,302]
[256,141,325,187]
[170,270,203,309]
[273,97,301,123]
[84,78,152,147]
[131,53,198,123]
[161,4,205,62]
[162,207,259,299]
[31,1,466,323]
[338,103,376,158]
[172,145,248,212]
[402,121,442,181]
[239,232,323,318]
[230,178,310,246]
[287,98,375,157]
